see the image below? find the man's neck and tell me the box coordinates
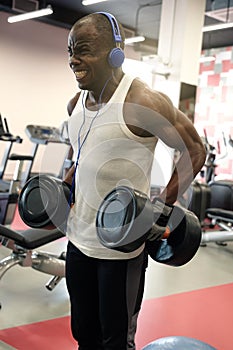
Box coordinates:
[86,71,124,110]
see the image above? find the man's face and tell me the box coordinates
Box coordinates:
[68,20,111,92]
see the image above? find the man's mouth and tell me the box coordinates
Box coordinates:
[74,70,88,80]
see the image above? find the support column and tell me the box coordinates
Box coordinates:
[154,0,206,106]
[151,0,205,188]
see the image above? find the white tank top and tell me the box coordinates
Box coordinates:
[67,74,157,259]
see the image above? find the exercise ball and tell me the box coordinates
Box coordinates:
[142,336,216,350]
[18,174,71,230]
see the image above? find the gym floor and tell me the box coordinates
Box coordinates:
[1,209,233,349]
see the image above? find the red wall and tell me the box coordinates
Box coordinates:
[194,46,233,179]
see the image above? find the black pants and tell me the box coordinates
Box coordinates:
[66,241,148,350]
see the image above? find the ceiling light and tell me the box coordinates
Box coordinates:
[199,55,216,63]
[125,36,145,45]
[202,21,233,32]
[8,5,53,23]
[82,0,108,5]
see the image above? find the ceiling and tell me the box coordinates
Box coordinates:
[1,0,233,53]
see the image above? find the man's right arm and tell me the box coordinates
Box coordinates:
[67,92,80,116]
[63,92,80,183]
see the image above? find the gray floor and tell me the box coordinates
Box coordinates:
[1,235,233,331]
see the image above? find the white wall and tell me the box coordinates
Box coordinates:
[0,11,76,173]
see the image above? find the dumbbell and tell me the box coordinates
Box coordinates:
[96,186,202,266]
[18,174,72,230]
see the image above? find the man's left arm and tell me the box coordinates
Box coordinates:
[158,108,206,205]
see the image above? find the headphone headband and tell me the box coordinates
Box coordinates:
[95,11,122,43]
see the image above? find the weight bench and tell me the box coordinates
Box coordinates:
[0,225,66,301]
[0,225,64,250]
[201,208,233,244]
[206,208,233,224]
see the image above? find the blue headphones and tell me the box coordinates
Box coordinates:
[96,12,125,68]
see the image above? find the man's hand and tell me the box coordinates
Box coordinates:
[63,164,75,187]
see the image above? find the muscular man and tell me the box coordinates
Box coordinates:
[64,12,206,350]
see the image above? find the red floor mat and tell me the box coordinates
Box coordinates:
[10,205,30,231]
[1,283,233,350]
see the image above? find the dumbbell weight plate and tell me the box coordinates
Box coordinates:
[96,186,154,252]
[18,174,71,230]
[146,205,202,266]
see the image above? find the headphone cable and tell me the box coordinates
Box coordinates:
[65,74,114,226]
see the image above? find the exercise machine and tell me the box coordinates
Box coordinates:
[187,130,233,245]
[201,129,228,184]
[0,115,33,226]
[0,115,23,187]
[23,122,72,181]
[0,123,73,307]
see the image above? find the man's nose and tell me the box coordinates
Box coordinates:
[69,54,81,67]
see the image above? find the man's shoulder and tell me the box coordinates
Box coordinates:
[126,77,162,105]
[67,92,81,116]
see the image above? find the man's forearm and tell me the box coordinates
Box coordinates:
[159,146,206,204]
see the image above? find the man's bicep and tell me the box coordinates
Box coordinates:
[160,109,200,151]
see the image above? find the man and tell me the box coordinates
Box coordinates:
[64,12,206,350]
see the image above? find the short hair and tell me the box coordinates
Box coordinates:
[73,13,125,50]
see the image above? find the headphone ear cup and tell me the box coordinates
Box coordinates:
[108,48,125,68]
